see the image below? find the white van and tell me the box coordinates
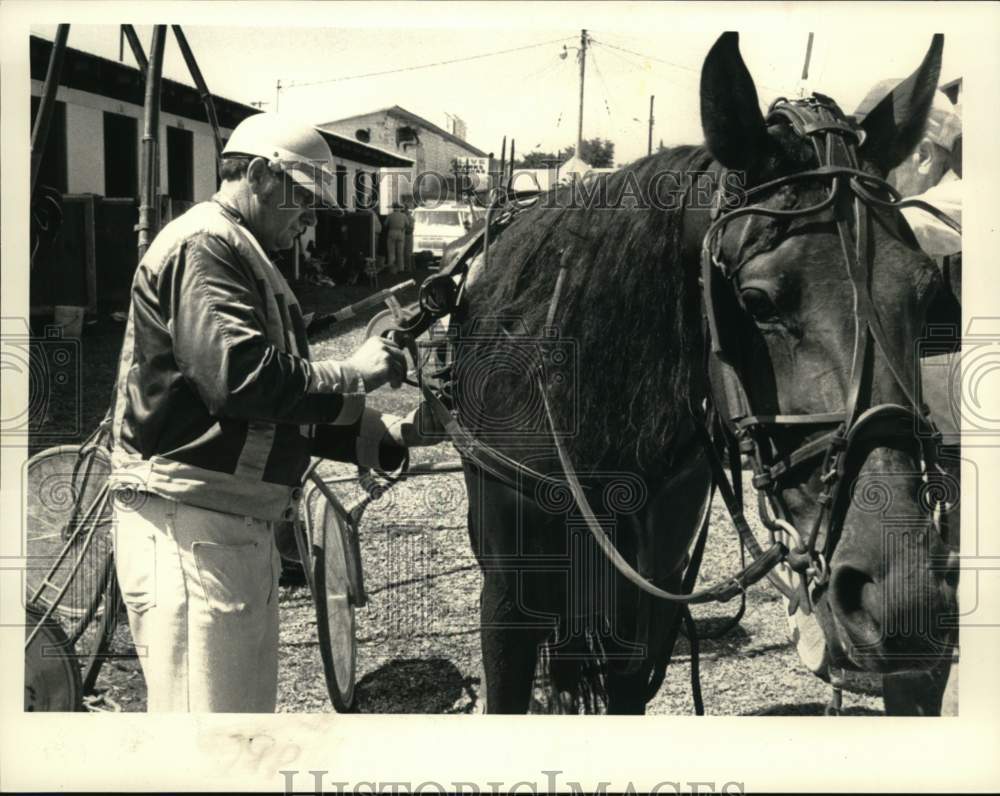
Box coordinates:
[412,202,482,262]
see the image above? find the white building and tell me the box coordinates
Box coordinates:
[30,35,412,311]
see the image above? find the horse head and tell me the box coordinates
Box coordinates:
[699,32,957,673]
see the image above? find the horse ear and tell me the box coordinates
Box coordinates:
[700,32,771,170]
[858,34,944,173]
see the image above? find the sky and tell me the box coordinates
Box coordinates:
[30,4,967,167]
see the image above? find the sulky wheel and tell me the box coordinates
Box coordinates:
[24,604,83,712]
[24,445,114,630]
[303,478,359,712]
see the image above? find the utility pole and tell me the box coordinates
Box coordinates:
[576,29,588,159]
[647,95,655,156]
[798,32,814,97]
[275,79,282,111]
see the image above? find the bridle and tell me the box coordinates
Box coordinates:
[377,94,960,712]
[701,93,961,614]
[385,92,960,614]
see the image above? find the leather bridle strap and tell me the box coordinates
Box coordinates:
[701,94,958,601]
[536,371,788,604]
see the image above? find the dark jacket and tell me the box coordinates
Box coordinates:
[109,198,405,521]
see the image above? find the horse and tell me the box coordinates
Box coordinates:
[448,32,958,714]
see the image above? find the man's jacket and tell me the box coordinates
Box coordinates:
[109,198,406,521]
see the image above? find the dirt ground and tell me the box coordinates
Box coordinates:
[28,269,885,716]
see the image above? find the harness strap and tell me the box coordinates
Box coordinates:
[535,370,789,604]
[419,380,565,494]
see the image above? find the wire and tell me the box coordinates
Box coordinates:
[284,36,577,89]
[590,36,699,76]
[588,48,615,118]
[518,49,568,83]
[592,39,698,91]
[591,34,790,97]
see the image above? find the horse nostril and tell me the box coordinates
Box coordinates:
[831,565,884,649]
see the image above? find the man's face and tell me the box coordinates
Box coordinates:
[246,159,319,251]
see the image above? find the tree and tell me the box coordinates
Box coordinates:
[560,138,616,168]
[515,150,561,168]
[514,138,616,169]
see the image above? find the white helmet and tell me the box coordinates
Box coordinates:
[223,112,337,207]
[854,80,962,152]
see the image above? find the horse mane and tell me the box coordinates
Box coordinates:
[458,145,718,474]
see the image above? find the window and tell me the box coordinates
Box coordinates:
[413,210,462,228]
[335,165,347,209]
[30,96,68,193]
[103,112,138,198]
[166,125,194,201]
[354,170,377,210]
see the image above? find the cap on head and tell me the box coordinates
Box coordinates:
[223,112,337,207]
[854,79,962,151]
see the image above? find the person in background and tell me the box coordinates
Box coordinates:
[855,80,961,257]
[368,207,383,272]
[403,205,415,272]
[385,202,408,274]
[328,221,361,285]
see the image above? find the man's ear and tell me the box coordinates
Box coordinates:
[245,157,276,194]
[914,139,936,174]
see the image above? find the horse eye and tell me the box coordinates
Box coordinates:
[740,287,780,322]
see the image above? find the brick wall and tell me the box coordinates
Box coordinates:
[323,111,487,190]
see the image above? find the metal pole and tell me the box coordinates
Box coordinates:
[507,138,515,190]
[800,32,815,81]
[497,136,507,194]
[31,24,70,196]
[576,29,588,159]
[121,24,148,72]
[647,94,655,156]
[171,25,223,156]
[137,26,167,262]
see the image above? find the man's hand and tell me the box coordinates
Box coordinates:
[385,400,451,447]
[345,336,408,391]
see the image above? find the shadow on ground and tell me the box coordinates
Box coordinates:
[355,657,479,713]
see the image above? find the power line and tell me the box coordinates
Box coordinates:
[591,39,698,91]
[589,37,699,76]
[283,36,577,89]
[518,49,569,83]
[591,34,790,97]
[588,48,615,118]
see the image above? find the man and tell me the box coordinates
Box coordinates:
[385,202,408,273]
[855,81,962,257]
[403,205,415,272]
[328,221,362,285]
[108,113,440,712]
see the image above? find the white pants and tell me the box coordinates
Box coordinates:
[112,493,281,712]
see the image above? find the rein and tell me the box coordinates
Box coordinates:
[389,101,960,706]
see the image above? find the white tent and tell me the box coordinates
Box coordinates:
[558,153,593,183]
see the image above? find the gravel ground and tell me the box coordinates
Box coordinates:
[32,271,886,716]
